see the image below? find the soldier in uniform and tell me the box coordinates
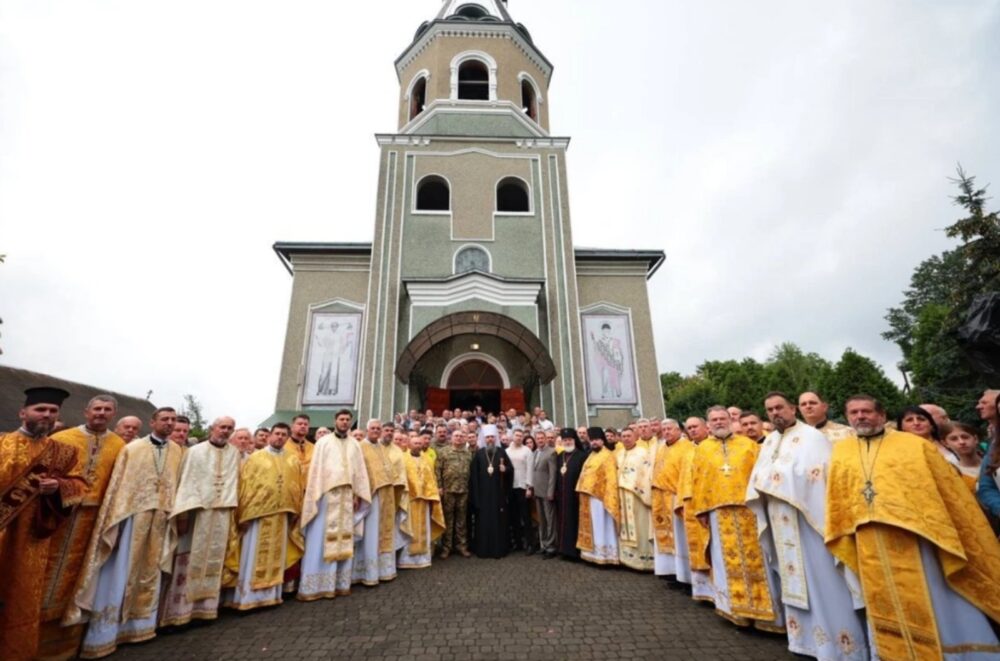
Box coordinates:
[435,429,473,558]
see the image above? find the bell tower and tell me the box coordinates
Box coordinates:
[271,1,666,430]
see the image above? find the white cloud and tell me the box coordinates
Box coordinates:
[1,1,997,424]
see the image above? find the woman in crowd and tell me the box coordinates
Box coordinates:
[524,434,537,452]
[898,405,958,464]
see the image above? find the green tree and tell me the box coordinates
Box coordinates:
[181,393,208,440]
[662,375,720,421]
[819,348,906,416]
[882,167,997,422]
[763,343,834,397]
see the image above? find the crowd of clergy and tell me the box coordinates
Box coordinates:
[2,384,1000,661]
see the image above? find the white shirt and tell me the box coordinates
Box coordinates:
[506,444,534,490]
[537,419,554,431]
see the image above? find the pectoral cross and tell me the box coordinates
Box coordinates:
[720,463,734,476]
[861,480,877,506]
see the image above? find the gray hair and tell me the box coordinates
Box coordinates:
[87,394,118,410]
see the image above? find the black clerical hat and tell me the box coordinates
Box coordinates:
[586,426,607,442]
[558,427,579,441]
[24,386,70,407]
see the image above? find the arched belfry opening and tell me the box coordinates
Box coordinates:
[458,60,490,100]
[409,76,427,121]
[416,175,450,211]
[496,177,530,213]
[521,79,537,121]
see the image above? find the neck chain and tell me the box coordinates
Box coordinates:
[719,437,734,476]
[486,446,497,475]
[857,434,884,507]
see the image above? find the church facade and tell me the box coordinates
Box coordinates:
[271,0,665,428]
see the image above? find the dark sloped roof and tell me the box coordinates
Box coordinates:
[0,364,157,431]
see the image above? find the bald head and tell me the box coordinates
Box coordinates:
[114,416,142,442]
[919,403,949,428]
[684,417,708,442]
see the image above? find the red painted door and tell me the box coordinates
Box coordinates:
[500,387,525,413]
[425,387,449,415]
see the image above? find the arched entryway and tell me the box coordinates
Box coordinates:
[445,358,504,412]
[398,311,555,415]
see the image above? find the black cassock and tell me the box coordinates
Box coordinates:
[469,446,512,558]
[553,448,587,559]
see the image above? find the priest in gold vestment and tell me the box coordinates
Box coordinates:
[38,395,125,661]
[827,395,1000,660]
[747,393,868,660]
[223,423,304,611]
[353,420,408,585]
[576,431,620,565]
[285,414,315,478]
[615,428,654,571]
[65,407,184,659]
[158,423,241,627]
[692,407,782,630]
[650,419,683,578]
[678,417,713,601]
[298,410,371,600]
[398,436,445,569]
[0,387,86,661]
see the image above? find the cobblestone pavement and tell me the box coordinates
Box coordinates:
[116,555,794,660]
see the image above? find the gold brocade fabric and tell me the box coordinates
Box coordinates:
[617,445,653,556]
[41,428,125,624]
[283,439,315,478]
[575,449,620,552]
[359,442,408,554]
[63,437,183,627]
[164,442,241,609]
[300,436,371,548]
[0,431,86,661]
[402,453,445,555]
[826,430,1000,659]
[677,440,710,571]
[691,436,773,622]
[650,440,682,551]
[715,505,775,622]
[224,448,305,589]
[690,435,760,515]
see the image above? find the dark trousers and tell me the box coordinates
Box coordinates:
[509,488,533,550]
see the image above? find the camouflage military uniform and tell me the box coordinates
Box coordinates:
[435,445,472,553]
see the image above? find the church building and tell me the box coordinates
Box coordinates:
[271,0,665,428]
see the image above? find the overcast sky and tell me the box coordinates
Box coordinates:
[2,1,998,426]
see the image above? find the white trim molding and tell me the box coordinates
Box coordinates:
[412,172,453,214]
[494,174,533,214]
[441,351,511,389]
[517,71,544,105]
[450,50,498,101]
[406,272,542,307]
[404,69,431,101]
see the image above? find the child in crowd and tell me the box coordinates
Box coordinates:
[945,422,984,491]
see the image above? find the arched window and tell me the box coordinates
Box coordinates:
[416,176,450,211]
[454,245,490,273]
[409,76,427,121]
[458,60,490,101]
[521,80,537,121]
[496,177,530,213]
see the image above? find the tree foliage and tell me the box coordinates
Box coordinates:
[660,343,903,422]
[181,393,208,440]
[882,167,998,422]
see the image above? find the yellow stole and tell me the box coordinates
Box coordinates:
[691,435,774,622]
[360,441,408,554]
[402,453,445,556]
[677,439,710,572]
[650,440,684,552]
[827,430,1000,659]
[575,449,621,552]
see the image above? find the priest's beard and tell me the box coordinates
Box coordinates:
[380,437,393,446]
[711,429,732,440]
[24,417,54,437]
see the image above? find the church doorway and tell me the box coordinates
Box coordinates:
[446,359,503,412]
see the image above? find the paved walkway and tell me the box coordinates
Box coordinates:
[117,555,794,660]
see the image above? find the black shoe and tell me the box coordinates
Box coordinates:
[526,547,537,556]
[542,550,556,559]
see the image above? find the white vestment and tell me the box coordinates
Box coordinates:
[747,422,869,660]
[580,496,619,565]
[222,518,287,610]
